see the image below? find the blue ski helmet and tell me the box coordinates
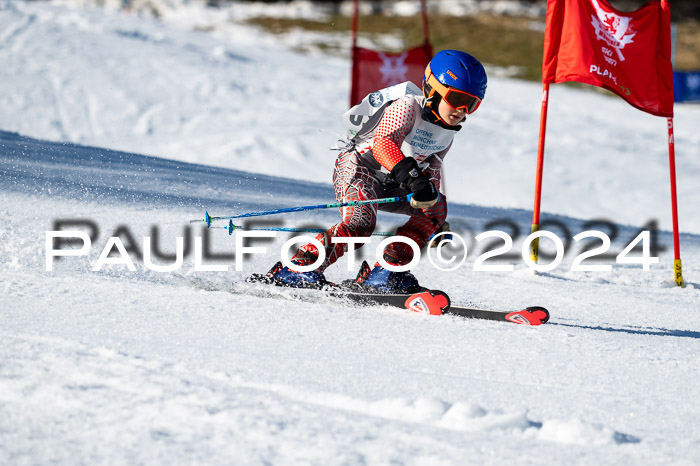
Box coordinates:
[423,50,487,118]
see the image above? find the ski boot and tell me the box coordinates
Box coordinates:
[351,260,422,294]
[251,251,328,289]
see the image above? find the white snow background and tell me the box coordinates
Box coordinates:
[1,1,700,464]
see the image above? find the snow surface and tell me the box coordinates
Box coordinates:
[2,1,700,464]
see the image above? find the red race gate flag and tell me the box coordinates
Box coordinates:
[349,0,432,106]
[543,0,674,117]
[350,44,432,106]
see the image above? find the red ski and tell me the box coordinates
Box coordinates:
[340,289,549,325]
[248,262,549,325]
[446,303,550,326]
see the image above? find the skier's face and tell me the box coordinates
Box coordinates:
[438,99,466,126]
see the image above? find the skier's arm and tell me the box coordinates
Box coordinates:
[423,143,450,193]
[371,98,417,171]
[372,99,439,208]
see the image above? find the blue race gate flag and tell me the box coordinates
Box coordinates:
[673,71,700,102]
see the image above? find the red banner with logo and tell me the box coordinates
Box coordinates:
[350,44,432,106]
[543,0,673,117]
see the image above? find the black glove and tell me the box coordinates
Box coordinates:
[390,157,439,208]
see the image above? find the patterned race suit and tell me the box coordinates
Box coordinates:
[292,91,460,271]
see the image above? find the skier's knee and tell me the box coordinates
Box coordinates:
[426,194,447,225]
[336,219,375,239]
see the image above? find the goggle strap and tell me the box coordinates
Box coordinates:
[425,87,447,125]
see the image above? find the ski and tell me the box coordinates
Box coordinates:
[335,290,549,325]
[248,262,550,325]
[445,304,550,325]
[334,289,452,316]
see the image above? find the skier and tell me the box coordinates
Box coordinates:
[266,50,487,292]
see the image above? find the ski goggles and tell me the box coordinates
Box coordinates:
[425,65,482,114]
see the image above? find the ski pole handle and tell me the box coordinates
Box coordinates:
[191,195,409,227]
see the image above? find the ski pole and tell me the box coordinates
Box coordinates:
[190,195,410,227]
[207,220,393,236]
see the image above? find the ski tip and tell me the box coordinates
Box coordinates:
[526,306,550,324]
[505,306,550,326]
[205,211,212,228]
[228,219,234,235]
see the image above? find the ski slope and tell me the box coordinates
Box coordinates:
[2,1,700,464]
